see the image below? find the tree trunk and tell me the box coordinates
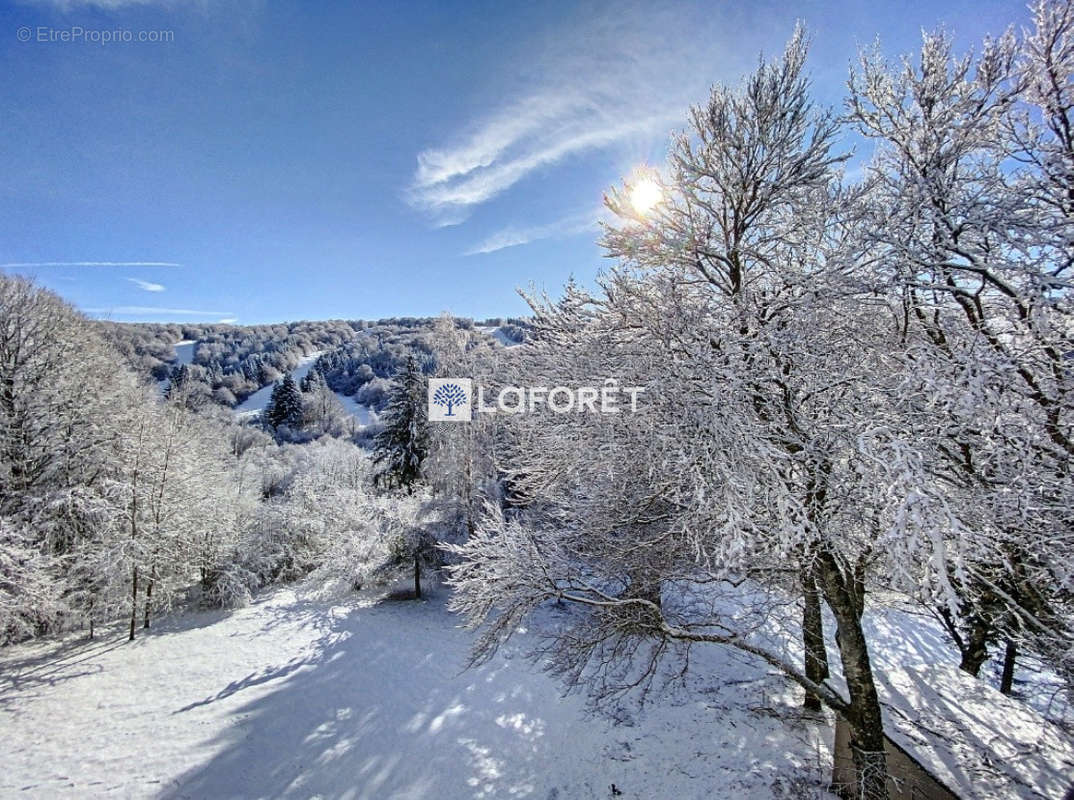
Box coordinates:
[957,613,991,676]
[999,639,1017,695]
[128,566,138,642]
[816,554,888,800]
[835,619,888,800]
[414,554,422,599]
[127,436,141,643]
[143,570,155,630]
[802,568,830,711]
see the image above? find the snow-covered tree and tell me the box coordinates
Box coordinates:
[446,29,910,800]
[372,356,428,494]
[300,368,349,437]
[165,363,212,409]
[846,6,1074,693]
[206,438,433,605]
[0,275,141,641]
[264,375,303,431]
[103,387,199,641]
[0,275,249,642]
[424,313,502,538]
[370,355,432,597]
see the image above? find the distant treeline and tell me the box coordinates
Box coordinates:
[98,316,530,411]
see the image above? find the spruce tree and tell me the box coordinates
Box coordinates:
[300,365,326,393]
[264,374,303,429]
[372,356,428,493]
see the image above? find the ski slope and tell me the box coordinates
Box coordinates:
[230,351,375,427]
[0,587,835,799]
[234,351,325,419]
[476,326,521,348]
[157,340,196,392]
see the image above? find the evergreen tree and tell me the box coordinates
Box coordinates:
[372,356,428,494]
[264,375,303,429]
[300,365,325,393]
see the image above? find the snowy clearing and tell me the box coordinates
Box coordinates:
[334,390,376,427]
[233,352,325,419]
[0,586,834,800]
[172,341,197,366]
[475,326,521,348]
[156,340,196,392]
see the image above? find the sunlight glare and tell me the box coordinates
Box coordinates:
[630,178,662,215]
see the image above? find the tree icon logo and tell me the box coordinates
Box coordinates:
[428,378,472,422]
[433,383,467,416]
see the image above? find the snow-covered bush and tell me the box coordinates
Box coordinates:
[355,376,391,409]
[206,438,435,606]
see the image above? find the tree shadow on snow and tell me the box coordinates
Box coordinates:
[0,596,248,710]
[0,634,126,708]
[173,656,311,713]
[159,595,570,800]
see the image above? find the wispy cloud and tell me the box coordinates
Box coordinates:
[83,306,233,317]
[416,115,674,217]
[19,0,184,9]
[0,261,181,268]
[465,209,600,255]
[407,2,746,225]
[127,278,165,292]
[217,317,239,324]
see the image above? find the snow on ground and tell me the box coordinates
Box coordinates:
[157,340,197,392]
[475,326,521,348]
[234,352,325,419]
[875,664,1074,800]
[862,599,1073,727]
[0,586,834,799]
[172,340,197,366]
[230,351,375,427]
[334,391,376,427]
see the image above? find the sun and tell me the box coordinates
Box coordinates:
[629,177,662,214]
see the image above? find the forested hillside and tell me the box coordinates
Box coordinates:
[99,316,528,413]
[0,282,521,646]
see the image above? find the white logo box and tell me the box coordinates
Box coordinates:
[428,378,472,422]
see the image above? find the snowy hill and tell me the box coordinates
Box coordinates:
[233,351,325,419]
[156,339,195,392]
[0,587,834,799]
[476,325,523,348]
[230,350,376,427]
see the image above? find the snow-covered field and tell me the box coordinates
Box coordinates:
[335,391,376,427]
[233,351,326,419]
[0,586,834,799]
[475,326,521,348]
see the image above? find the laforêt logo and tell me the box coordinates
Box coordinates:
[428,378,645,423]
[428,378,472,421]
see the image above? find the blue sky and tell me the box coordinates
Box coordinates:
[1,0,1028,324]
